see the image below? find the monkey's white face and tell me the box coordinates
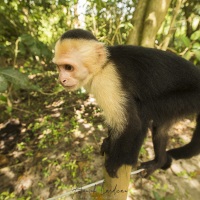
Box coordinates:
[53,39,108,91]
[54,57,89,91]
[53,40,91,91]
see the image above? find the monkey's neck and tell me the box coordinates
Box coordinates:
[85,63,128,134]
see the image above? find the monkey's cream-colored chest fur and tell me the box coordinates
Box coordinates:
[85,63,127,135]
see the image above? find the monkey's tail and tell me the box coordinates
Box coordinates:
[168,114,200,159]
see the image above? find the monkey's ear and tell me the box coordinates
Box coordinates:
[95,42,107,63]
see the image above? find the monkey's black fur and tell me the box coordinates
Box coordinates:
[61,29,200,178]
[60,29,97,41]
[102,45,200,177]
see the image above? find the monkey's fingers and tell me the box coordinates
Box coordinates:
[105,159,119,178]
[100,137,110,156]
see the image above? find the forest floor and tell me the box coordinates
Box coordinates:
[0,85,200,200]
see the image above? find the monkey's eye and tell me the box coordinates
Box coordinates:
[64,64,74,71]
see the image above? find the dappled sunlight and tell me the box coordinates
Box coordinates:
[1,85,200,199]
[160,0,169,11]
[0,90,106,199]
[1,167,15,179]
[12,150,24,159]
[0,0,200,199]
[15,174,33,194]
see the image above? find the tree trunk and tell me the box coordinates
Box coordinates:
[102,164,132,200]
[127,0,172,47]
[127,0,149,46]
[159,0,183,50]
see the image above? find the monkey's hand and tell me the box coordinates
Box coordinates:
[101,137,110,156]
[101,137,121,177]
[101,136,137,178]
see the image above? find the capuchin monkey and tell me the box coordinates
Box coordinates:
[53,29,200,178]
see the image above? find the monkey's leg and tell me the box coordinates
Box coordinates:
[168,114,200,159]
[140,123,172,177]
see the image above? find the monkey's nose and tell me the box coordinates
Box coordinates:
[59,79,67,86]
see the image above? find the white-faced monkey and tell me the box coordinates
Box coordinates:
[53,29,200,178]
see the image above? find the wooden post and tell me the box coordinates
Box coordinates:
[102,163,132,200]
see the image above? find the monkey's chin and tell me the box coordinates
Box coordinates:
[64,85,79,92]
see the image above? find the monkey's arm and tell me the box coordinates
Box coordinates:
[101,104,147,178]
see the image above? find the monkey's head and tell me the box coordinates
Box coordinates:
[53,29,108,91]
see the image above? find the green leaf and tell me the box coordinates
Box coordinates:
[0,75,8,92]
[153,191,162,200]
[183,51,193,60]
[193,50,200,61]
[193,42,200,49]
[0,94,7,102]
[20,34,35,46]
[0,68,30,89]
[180,36,191,47]
[191,30,200,41]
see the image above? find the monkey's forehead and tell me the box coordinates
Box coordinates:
[52,39,92,63]
[54,39,98,53]
[53,39,101,63]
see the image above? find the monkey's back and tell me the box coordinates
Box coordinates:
[107,45,200,100]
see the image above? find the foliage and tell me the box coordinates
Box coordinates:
[0,0,200,199]
[157,0,200,65]
[1,0,199,75]
[0,67,36,92]
[85,0,135,44]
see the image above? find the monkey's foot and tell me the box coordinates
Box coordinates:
[139,160,160,178]
[139,155,172,178]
